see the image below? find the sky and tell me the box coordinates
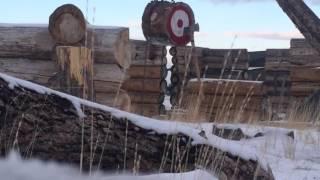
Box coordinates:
[0,0,320,51]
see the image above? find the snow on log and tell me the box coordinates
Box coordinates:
[0,73,274,179]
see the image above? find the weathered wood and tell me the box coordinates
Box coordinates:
[131,40,167,59]
[122,79,167,93]
[186,79,264,96]
[291,82,320,96]
[49,4,86,45]
[0,58,126,88]
[290,38,313,49]
[129,92,165,104]
[0,76,274,179]
[128,65,167,79]
[276,0,320,53]
[131,56,167,66]
[0,24,131,68]
[55,46,93,99]
[290,67,320,82]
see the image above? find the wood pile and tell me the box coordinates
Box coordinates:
[169,46,250,106]
[0,4,131,111]
[122,40,168,117]
[180,79,265,122]
[264,49,291,119]
[289,39,320,97]
[263,39,320,120]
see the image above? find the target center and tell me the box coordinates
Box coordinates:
[177,19,183,28]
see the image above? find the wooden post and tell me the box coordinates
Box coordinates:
[56,46,93,100]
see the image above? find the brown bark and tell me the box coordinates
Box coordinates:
[0,76,274,179]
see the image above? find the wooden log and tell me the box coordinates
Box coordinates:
[0,24,131,68]
[142,1,196,46]
[291,82,320,96]
[128,65,167,79]
[182,93,263,111]
[122,79,167,93]
[130,40,167,59]
[290,67,320,82]
[129,92,165,104]
[49,4,86,45]
[0,58,126,91]
[202,48,249,60]
[131,56,167,66]
[290,48,319,56]
[290,38,313,49]
[55,46,93,99]
[186,79,264,96]
[175,46,203,57]
[0,75,274,179]
[95,91,131,111]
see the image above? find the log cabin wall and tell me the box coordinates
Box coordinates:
[0,23,131,111]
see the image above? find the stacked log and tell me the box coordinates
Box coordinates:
[0,5,131,111]
[263,49,291,119]
[263,39,320,120]
[122,40,168,117]
[169,46,249,107]
[181,79,265,122]
[289,39,320,98]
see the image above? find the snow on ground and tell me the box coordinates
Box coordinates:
[0,73,320,179]
[0,152,216,180]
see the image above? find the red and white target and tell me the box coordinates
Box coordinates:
[167,4,194,46]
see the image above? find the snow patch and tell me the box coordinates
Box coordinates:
[0,152,217,180]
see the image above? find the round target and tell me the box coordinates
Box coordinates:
[167,4,194,46]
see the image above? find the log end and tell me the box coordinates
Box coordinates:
[49,4,86,45]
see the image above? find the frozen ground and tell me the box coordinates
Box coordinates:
[0,73,320,179]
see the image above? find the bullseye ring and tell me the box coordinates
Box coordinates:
[167,5,193,46]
